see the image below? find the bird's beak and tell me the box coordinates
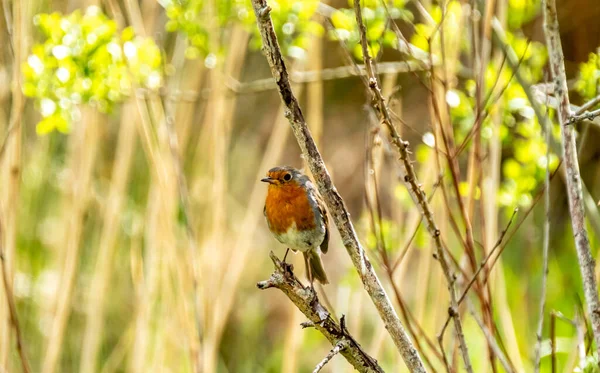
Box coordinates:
[261,177,275,184]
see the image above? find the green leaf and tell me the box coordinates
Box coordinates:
[331,10,354,30]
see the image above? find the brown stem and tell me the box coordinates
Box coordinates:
[352,0,471,370]
[0,224,30,373]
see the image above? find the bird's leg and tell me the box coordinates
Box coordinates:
[304,253,315,291]
[282,248,290,263]
[281,248,294,279]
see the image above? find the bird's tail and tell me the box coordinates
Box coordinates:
[305,250,329,285]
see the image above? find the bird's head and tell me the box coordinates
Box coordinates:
[261,166,303,187]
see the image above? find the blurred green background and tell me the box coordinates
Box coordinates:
[2,0,600,372]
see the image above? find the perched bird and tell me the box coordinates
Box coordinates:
[262,166,330,284]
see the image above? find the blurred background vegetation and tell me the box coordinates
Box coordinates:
[2,0,600,372]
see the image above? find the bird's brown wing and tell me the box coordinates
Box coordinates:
[316,193,329,254]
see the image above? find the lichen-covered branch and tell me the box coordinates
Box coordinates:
[542,0,600,361]
[350,0,472,371]
[250,1,425,371]
[257,253,384,373]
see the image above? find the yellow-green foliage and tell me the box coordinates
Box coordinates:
[576,52,600,101]
[22,6,162,134]
[409,4,446,52]
[507,0,541,30]
[441,31,555,210]
[330,0,412,59]
[163,0,324,60]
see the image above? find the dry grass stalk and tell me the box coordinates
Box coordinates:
[123,1,207,370]
[0,0,28,369]
[80,102,138,373]
[43,109,101,373]
[194,24,250,373]
[0,222,31,373]
[491,17,552,373]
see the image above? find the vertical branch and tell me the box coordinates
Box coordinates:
[550,312,557,373]
[42,110,100,373]
[124,2,206,370]
[80,103,138,373]
[351,0,472,371]
[542,0,600,359]
[249,1,426,371]
[198,24,250,373]
[0,0,27,369]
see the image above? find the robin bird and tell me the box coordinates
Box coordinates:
[262,166,330,285]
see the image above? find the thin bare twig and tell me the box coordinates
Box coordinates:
[438,208,518,354]
[575,94,600,115]
[0,222,31,373]
[534,85,552,373]
[550,311,557,373]
[567,108,600,125]
[352,0,471,370]
[575,312,586,371]
[257,253,384,373]
[250,1,426,371]
[312,340,349,373]
[162,36,204,369]
[228,61,429,94]
[364,121,441,371]
[543,0,600,360]
[142,61,429,102]
[457,208,518,306]
[468,301,515,373]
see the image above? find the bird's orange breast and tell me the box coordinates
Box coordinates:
[264,183,316,234]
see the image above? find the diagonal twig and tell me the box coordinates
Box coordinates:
[351,0,472,371]
[0,222,31,373]
[567,108,600,125]
[257,252,384,373]
[437,208,518,359]
[312,340,349,373]
[468,303,515,373]
[575,94,600,115]
[457,208,518,306]
[250,1,426,371]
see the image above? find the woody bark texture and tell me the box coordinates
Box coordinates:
[257,253,384,373]
[543,0,600,360]
[250,1,426,371]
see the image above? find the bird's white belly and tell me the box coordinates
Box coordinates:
[273,222,325,252]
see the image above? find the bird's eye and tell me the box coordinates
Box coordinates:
[283,173,292,181]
